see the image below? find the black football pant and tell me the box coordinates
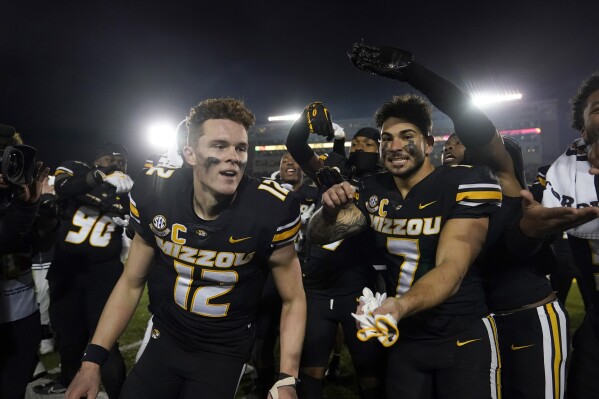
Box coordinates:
[493,300,569,399]
[121,325,247,399]
[386,316,500,399]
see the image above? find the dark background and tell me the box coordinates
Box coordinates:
[1,0,598,171]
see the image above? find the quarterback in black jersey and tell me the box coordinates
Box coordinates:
[309,94,502,399]
[66,98,306,399]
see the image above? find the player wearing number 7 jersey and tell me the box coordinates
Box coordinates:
[308,94,502,399]
[66,98,306,399]
[39,143,131,397]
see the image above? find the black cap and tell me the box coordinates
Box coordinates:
[352,127,380,145]
[95,142,128,160]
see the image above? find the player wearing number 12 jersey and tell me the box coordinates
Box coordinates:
[66,98,306,399]
[309,94,502,399]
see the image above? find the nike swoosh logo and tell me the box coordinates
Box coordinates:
[229,236,251,244]
[511,344,534,350]
[456,338,481,347]
[418,201,436,209]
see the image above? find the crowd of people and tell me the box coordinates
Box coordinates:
[1,45,598,399]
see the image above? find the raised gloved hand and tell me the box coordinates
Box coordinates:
[349,42,414,81]
[352,287,399,347]
[101,171,134,194]
[289,101,334,141]
[315,166,344,190]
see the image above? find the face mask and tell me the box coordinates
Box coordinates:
[348,151,379,174]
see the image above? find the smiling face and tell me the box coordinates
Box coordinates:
[380,117,434,180]
[279,152,303,187]
[183,118,248,197]
[442,135,465,165]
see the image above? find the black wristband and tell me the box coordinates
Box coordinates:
[81,343,110,366]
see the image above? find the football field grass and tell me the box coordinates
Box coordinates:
[38,282,586,398]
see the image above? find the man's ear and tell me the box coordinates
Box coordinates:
[425,135,435,155]
[183,146,196,166]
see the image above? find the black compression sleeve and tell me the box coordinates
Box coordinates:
[404,61,497,148]
[332,138,347,158]
[286,126,315,165]
[54,170,101,197]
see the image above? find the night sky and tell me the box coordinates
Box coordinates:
[2,0,598,170]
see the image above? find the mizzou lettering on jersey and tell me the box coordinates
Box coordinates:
[369,215,442,236]
[155,237,255,268]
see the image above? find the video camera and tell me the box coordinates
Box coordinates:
[0,124,37,186]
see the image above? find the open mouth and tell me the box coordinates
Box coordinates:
[443,153,455,163]
[220,170,238,177]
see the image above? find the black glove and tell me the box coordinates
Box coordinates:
[289,102,334,141]
[315,166,344,190]
[349,42,414,81]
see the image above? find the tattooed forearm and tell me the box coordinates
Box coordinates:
[307,204,367,244]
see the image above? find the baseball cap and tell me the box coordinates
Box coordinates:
[95,142,128,160]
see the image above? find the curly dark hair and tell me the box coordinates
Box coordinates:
[570,72,599,131]
[186,98,256,145]
[374,94,432,136]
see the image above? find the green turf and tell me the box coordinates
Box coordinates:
[40,281,587,398]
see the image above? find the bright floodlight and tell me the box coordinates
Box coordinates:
[268,113,301,122]
[472,93,523,107]
[147,122,176,149]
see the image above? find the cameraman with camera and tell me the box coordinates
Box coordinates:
[0,124,49,399]
[33,143,132,397]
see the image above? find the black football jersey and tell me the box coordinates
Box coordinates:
[356,165,501,338]
[52,160,126,263]
[284,180,319,260]
[481,195,555,310]
[129,167,301,356]
[304,150,380,296]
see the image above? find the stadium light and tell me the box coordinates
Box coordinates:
[147,121,177,149]
[267,113,301,122]
[471,92,523,107]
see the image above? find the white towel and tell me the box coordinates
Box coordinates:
[542,138,599,239]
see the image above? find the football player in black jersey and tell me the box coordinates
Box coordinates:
[387,48,568,397]
[308,93,503,399]
[35,142,131,397]
[386,48,597,399]
[66,98,306,399]
[286,106,386,399]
